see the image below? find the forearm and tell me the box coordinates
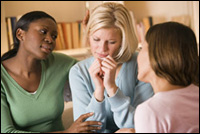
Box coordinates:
[108,89,135,128]
[94,88,105,102]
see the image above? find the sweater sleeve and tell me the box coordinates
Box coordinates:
[1,87,39,133]
[69,64,106,132]
[108,80,153,129]
[107,88,135,128]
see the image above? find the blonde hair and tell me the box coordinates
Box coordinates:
[84,2,138,63]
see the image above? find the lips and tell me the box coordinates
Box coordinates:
[97,53,108,58]
[40,45,53,54]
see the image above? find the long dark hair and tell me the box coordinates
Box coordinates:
[1,11,56,61]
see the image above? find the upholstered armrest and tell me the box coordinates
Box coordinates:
[62,101,73,129]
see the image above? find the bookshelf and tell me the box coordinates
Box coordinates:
[1,1,88,59]
[1,1,199,57]
[56,47,92,61]
[124,1,199,47]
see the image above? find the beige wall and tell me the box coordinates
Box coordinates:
[3,1,86,22]
[1,2,8,56]
[192,1,199,47]
[1,1,199,56]
[125,1,191,22]
[125,1,199,52]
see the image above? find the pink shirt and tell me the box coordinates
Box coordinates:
[134,84,199,133]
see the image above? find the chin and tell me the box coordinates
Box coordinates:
[39,53,50,60]
[138,74,145,82]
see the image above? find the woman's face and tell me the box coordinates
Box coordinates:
[19,18,58,59]
[89,27,122,59]
[137,41,153,82]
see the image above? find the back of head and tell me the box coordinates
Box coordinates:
[1,11,56,61]
[146,22,199,86]
[85,2,138,63]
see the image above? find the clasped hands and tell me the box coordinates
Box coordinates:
[89,55,118,102]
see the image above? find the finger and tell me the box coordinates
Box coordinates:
[101,60,116,70]
[81,130,96,133]
[104,56,117,66]
[78,126,101,132]
[81,131,94,133]
[85,10,90,21]
[89,60,102,73]
[82,121,102,126]
[77,112,94,122]
[93,59,102,67]
[92,59,104,74]
[90,64,102,76]
[102,59,117,70]
[82,10,90,27]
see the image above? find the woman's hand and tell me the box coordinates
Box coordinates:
[65,112,102,133]
[89,59,105,102]
[101,55,118,97]
[82,10,90,29]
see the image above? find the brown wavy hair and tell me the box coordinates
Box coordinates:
[146,22,199,86]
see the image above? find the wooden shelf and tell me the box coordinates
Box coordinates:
[54,47,92,60]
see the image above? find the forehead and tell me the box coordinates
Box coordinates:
[91,27,121,38]
[29,18,57,30]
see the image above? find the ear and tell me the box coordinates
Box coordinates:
[16,28,25,41]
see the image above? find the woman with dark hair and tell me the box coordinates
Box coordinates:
[1,11,101,133]
[116,22,199,133]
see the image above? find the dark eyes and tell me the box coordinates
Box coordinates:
[51,35,57,40]
[40,29,57,40]
[40,29,47,34]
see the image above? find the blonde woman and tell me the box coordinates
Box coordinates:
[69,2,153,133]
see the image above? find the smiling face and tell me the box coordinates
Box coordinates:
[18,18,58,59]
[89,27,122,59]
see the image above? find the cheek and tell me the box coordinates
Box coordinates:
[90,42,97,54]
[109,44,121,56]
[137,52,151,82]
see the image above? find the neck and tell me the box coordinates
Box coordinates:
[10,51,41,77]
[150,77,185,93]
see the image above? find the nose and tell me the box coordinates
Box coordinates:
[99,41,108,52]
[44,34,53,44]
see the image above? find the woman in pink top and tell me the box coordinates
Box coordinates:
[116,22,199,133]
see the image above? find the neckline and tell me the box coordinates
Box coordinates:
[1,61,45,99]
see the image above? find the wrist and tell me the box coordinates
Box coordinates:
[107,85,118,97]
[94,89,105,102]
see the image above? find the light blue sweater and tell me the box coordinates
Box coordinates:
[69,53,154,133]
